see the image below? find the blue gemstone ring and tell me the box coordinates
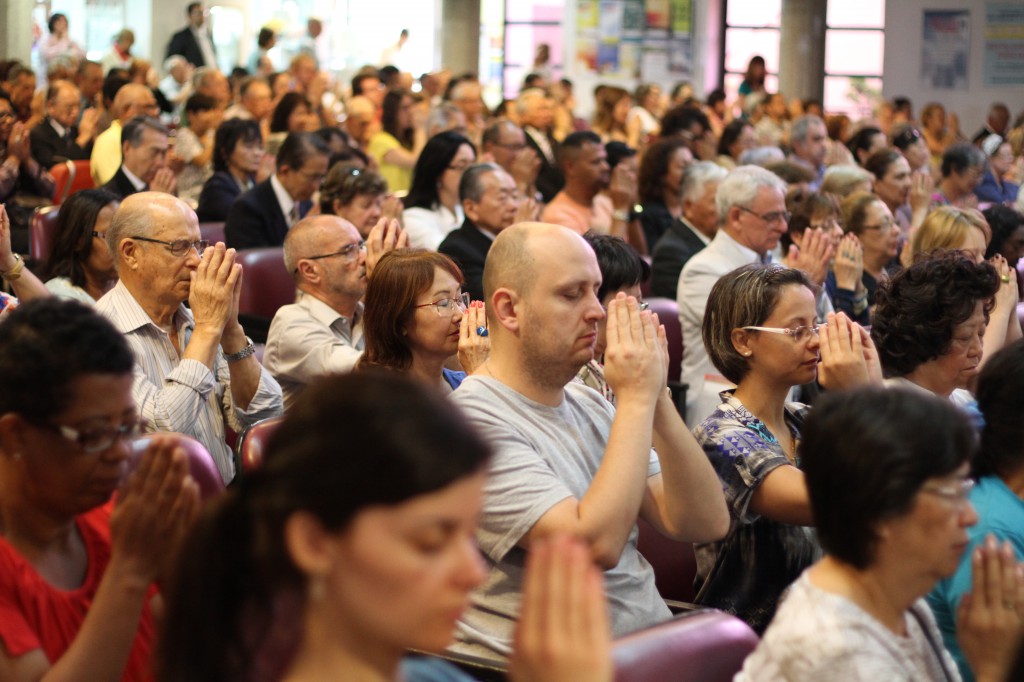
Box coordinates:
[476,326,489,337]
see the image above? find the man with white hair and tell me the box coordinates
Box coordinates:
[677,165,790,424]
[789,115,829,190]
[650,161,728,298]
[224,77,272,125]
[96,192,283,482]
[159,55,194,113]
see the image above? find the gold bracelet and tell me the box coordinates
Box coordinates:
[1,253,24,282]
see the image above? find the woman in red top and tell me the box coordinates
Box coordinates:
[0,298,198,681]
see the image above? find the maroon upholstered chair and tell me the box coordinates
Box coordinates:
[130,433,225,500]
[235,247,295,341]
[636,517,698,604]
[50,159,95,205]
[29,205,60,267]
[235,416,283,473]
[612,609,759,682]
[199,221,226,246]
[640,254,653,298]
[645,296,687,411]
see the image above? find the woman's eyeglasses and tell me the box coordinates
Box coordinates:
[742,325,822,343]
[415,292,471,316]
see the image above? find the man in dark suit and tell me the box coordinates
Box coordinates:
[438,163,518,302]
[30,81,100,169]
[516,88,563,203]
[102,116,178,198]
[650,162,727,299]
[166,3,217,69]
[224,132,330,250]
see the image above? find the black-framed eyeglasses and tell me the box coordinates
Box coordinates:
[742,325,821,343]
[131,236,209,257]
[414,292,470,316]
[36,416,146,454]
[298,240,366,272]
[738,206,791,226]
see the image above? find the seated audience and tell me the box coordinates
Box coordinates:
[0,298,198,681]
[695,264,879,632]
[97,192,284,482]
[650,161,725,298]
[891,124,932,175]
[362,249,489,389]
[480,119,541,209]
[368,88,426,194]
[43,188,120,303]
[157,372,612,682]
[737,387,1022,682]
[591,86,631,144]
[872,252,1003,406]
[90,83,160,186]
[319,163,399,238]
[402,131,476,250]
[174,93,221,207]
[934,143,986,208]
[929,340,1024,681]
[223,76,273,126]
[29,80,98,168]
[975,137,1020,206]
[788,115,828,190]
[0,93,56,253]
[224,132,330,250]
[450,222,729,659]
[679,166,789,424]
[576,233,650,403]
[845,126,886,167]
[101,116,176,198]
[921,102,960,168]
[267,92,318,154]
[517,88,564,202]
[626,83,663,148]
[438,163,519,301]
[637,138,695,249]
[264,216,404,407]
[982,205,1024,284]
[838,191,900,311]
[195,118,264,223]
[540,131,634,238]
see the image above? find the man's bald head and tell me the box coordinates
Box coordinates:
[114,83,157,122]
[283,214,358,277]
[483,222,589,307]
[107,193,196,269]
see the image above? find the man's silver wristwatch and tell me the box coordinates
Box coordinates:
[224,336,256,363]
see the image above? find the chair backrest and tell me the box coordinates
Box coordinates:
[636,517,697,603]
[130,433,225,500]
[236,247,295,321]
[49,160,75,204]
[645,297,682,381]
[612,609,759,682]
[236,415,283,473]
[30,205,61,267]
[199,221,226,246]
[640,254,653,298]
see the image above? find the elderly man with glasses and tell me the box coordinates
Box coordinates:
[263,214,406,408]
[96,192,283,483]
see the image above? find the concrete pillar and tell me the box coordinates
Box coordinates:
[441,0,481,75]
[2,1,35,64]
[778,0,826,102]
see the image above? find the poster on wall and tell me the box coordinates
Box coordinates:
[921,10,970,90]
[984,3,1024,86]
[575,0,692,81]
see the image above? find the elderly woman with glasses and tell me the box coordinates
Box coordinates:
[0,298,199,681]
[361,249,488,392]
[694,263,882,632]
[737,387,1023,682]
[319,162,403,239]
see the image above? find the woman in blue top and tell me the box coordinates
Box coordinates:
[928,339,1024,681]
[361,250,489,392]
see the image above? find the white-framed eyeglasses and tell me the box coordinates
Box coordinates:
[742,325,822,343]
[921,478,976,508]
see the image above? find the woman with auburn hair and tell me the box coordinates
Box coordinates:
[361,249,488,391]
[592,86,632,144]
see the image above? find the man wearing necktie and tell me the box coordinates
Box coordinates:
[224,132,330,250]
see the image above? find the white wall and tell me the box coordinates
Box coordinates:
[884,0,1024,134]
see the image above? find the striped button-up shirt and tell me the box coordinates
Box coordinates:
[97,281,284,482]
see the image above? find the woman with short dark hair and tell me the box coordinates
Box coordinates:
[196,118,264,222]
[737,387,1022,682]
[695,264,880,632]
[43,188,119,303]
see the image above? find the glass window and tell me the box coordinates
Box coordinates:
[724,28,780,74]
[726,0,782,27]
[824,76,883,118]
[506,0,565,23]
[825,30,884,76]
[827,0,884,28]
[823,0,885,116]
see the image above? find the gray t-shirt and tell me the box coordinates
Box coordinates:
[736,571,961,681]
[449,375,670,658]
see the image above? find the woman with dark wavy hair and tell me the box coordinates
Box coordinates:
[43,188,120,304]
[636,137,694,249]
[872,251,1001,407]
[401,131,475,250]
